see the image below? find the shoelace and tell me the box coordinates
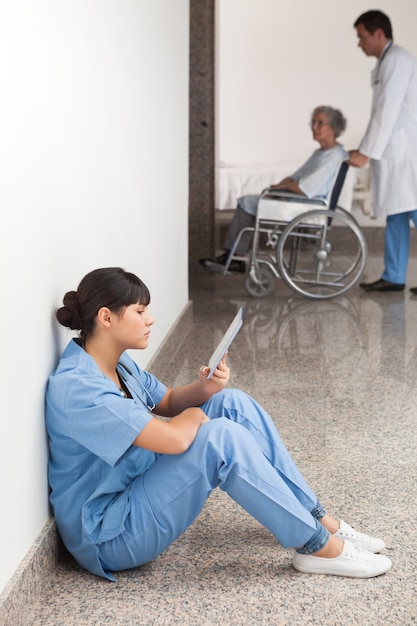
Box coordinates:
[345,543,370,559]
[342,528,368,540]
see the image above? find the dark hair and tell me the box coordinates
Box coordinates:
[56,267,151,342]
[354,10,393,39]
[311,106,347,138]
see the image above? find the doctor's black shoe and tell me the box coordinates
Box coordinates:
[199,252,246,274]
[359,278,405,292]
[410,287,417,295]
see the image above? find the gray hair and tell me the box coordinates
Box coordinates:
[311,106,347,138]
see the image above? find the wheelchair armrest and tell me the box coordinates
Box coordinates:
[261,188,328,207]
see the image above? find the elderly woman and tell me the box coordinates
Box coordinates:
[200,106,348,273]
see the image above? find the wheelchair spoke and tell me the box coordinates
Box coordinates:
[276,209,367,299]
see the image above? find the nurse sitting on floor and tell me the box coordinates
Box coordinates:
[46,266,391,580]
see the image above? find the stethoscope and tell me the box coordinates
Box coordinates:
[373,40,393,85]
[116,361,156,411]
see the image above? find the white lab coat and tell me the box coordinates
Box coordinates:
[359,43,417,216]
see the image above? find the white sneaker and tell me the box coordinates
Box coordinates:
[335,520,385,553]
[292,541,392,578]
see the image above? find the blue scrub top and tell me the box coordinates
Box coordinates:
[45,338,167,580]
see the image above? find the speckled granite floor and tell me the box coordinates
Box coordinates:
[26,250,417,626]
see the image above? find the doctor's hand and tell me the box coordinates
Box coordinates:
[199,354,230,392]
[348,150,369,168]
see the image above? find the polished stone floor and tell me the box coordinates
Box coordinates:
[27,250,417,625]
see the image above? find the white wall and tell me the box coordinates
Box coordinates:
[0,0,189,593]
[215,0,417,224]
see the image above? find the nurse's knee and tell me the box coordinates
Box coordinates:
[197,416,249,450]
[202,387,250,413]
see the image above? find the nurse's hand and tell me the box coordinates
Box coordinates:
[348,150,369,168]
[199,354,230,392]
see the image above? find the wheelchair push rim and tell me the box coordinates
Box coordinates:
[276,208,367,299]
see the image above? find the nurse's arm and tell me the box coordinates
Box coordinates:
[133,408,208,454]
[154,356,230,418]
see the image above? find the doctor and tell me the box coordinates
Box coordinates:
[349,10,417,293]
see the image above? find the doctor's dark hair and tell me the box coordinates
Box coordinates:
[311,106,347,139]
[55,267,151,342]
[354,10,393,39]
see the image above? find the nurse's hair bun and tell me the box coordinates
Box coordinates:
[55,290,83,330]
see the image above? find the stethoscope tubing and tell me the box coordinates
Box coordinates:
[117,361,155,411]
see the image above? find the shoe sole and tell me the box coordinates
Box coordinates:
[292,557,391,578]
[202,262,245,275]
[360,285,405,292]
[360,288,405,292]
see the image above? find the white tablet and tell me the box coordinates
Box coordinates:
[206,307,244,379]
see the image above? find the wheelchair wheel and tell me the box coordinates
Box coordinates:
[276,209,367,299]
[244,266,275,298]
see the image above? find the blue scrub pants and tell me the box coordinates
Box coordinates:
[382,210,417,283]
[98,389,329,573]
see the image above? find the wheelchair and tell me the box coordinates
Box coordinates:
[219,161,367,300]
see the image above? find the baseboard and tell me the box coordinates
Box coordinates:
[0,518,60,626]
[360,225,385,253]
